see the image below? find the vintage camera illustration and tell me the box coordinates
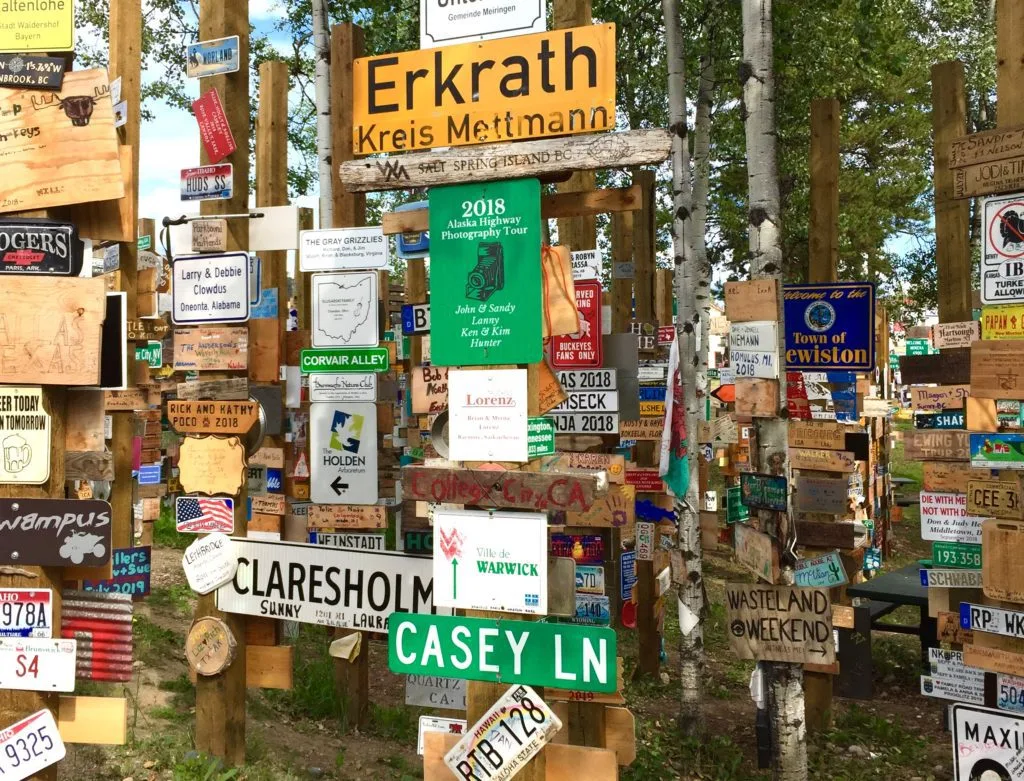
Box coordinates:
[465,241,504,302]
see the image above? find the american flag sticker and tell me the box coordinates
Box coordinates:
[175,496,234,533]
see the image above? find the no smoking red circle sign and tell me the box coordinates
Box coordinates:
[986,196,1024,261]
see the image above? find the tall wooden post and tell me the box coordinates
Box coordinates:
[803,97,841,733]
[611,213,633,332]
[554,0,595,251]
[194,0,249,764]
[329,22,371,730]
[632,169,661,678]
[932,62,971,323]
[107,0,143,551]
[808,99,839,284]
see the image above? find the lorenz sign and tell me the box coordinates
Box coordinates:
[216,539,451,630]
[352,24,615,154]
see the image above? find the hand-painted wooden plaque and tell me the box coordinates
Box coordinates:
[173,326,248,371]
[0,276,105,385]
[178,436,246,496]
[167,400,259,435]
[0,69,124,213]
[185,617,237,676]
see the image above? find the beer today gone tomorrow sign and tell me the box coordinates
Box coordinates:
[389,613,617,692]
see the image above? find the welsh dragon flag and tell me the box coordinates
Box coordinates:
[659,337,689,498]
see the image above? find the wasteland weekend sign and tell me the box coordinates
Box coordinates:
[783,282,875,372]
[429,178,542,365]
[216,539,450,630]
[351,24,615,153]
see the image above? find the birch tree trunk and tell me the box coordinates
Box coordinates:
[312,0,333,227]
[662,0,705,734]
[693,50,713,379]
[740,0,807,778]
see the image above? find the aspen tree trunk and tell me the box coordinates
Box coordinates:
[662,0,705,733]
[312,0,333,227]
[693,49,714,377]
[740,1,807,778]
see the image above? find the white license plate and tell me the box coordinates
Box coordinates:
[0,708,66,780]
[445,685,561,780]
[0,589,52,638]
[0,639,77,692]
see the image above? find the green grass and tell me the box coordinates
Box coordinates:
[264,625,350,723]
[134,614,180,666]
[154,504,191,550]
[367,703,418,743]
[149,583,196,615]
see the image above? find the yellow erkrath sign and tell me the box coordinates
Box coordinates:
[0,0,74,52]
[352,24,616,154]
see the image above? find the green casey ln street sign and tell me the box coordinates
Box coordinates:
[388,613,617,693]
[300,347,390,374]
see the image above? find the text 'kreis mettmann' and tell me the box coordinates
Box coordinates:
[352,25,616,154]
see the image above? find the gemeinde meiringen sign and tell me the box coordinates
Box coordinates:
[215,539,449,630]
[351,24,615,154]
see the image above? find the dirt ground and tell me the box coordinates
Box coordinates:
[59,432,955,780]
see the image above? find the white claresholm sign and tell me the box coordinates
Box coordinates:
[309,401,378,505]
[182,533,238,595]
[447,369,528,462]
[172,251,250,324]
[951,703,1024,781]
[215,538,448,630]
[982,193,1024,304]
[420,0,545,48]
[0,387,50,485]
[299,227,389,272]
[433,508,547,615]
[311,271,379,349]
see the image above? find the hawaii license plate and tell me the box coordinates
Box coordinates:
[0,708,66,780]
[445,685,561,780]
[0,589,52,638]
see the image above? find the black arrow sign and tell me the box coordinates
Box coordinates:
[331,476,349,495]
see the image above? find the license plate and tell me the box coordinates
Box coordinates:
[445,685,561,780]
[0,639,77,692]
[0,589,52,638]
[572,594,611,625]
[998,674,1024,713]
[0,708,66,780]
[575,565,605,595]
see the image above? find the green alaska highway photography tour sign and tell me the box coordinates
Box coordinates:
[300,347,390,374]
[429,178,543,366]
[388,613,617,692]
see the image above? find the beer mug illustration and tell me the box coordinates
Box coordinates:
[2,434,31,474]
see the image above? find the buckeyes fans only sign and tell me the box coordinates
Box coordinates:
[550,279,603,368]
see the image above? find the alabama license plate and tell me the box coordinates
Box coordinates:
[0,638,77,692]
[445,685,561,780]
[0,589,52,638]
[0,708,66,780]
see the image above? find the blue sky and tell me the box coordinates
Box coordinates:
[135,2,320,233]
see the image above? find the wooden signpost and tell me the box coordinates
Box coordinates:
[167,400,259,434]
[402,467,603,512]
[341,129,670,191]
[725,584,835,665]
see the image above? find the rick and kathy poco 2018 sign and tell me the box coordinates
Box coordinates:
[783,283,876,372]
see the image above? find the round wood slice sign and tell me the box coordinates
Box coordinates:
[185,617,237,676]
